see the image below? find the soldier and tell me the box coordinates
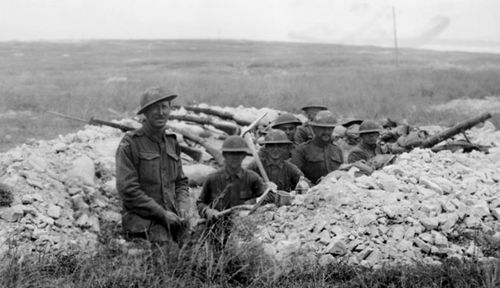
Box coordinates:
[115,87,190,245]
[291,110,344,184]
[247,130,310,200]
[196,135,274,248]
[347,120,383,163]
[294,105,328,144]
[271,113,302,145]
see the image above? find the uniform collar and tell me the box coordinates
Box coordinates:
[312,136,331,147]
[142,121,167,143]
[224,167,243,180]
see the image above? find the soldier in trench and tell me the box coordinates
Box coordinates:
[115,87,190,248]
[294,105,328,145]
[196,135,275,249]
[291,110,344,184]
[247,129,310,200]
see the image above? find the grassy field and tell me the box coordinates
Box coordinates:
[2,39,500,286]
[1,40,500,152]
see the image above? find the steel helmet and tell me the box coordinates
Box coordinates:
[309,110,337,128]
[358,120,383,134]
[262,129,292,144]
[137,87,177,115]
[221,136,249,153]
[271,113,302,128]
[301,105,328,112]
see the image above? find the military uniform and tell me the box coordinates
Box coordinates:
[291,138,343,184]
[247,158,304,192]
[347,143,378,163]
[196,168,268,217]
[116,123,190,242]
[294,123,314,144]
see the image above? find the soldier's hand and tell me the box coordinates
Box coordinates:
[205,208,221,222]
[266,181,278,191]
[162,210,181,227]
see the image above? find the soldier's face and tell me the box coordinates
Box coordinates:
[276,124,296,141]
[143,100,171,129]
[223,152,246,170]
[362,132,379,145]
[265,144,288,160]
[312,126,334,142]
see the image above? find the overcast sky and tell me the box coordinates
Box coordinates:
[1,0,499,52]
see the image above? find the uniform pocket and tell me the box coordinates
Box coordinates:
[138,152,160,184]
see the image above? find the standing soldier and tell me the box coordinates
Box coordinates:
[294,105,328,144]
[291,110,343,184]
[347,120,383,163]
[115,87,190,245]
[247,130,310,200]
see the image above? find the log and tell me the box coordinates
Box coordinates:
[169,114,240,135]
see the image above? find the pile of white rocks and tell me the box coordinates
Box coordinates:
[252,121,500,268]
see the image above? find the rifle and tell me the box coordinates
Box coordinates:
[420,112,492,148]
[47,111,203,162]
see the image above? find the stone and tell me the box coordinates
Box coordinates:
[318,230,332,245]
[325,239,347,255]
[377,174,399,193]
[440,213,459,233]
[318,254,335,267]
[419,176,443,194]
[47,205,61,219]
[353,212,377,227]
[76,213,90,228]
[414,238,432,253]
[391,225,405,240]
[431,231,448,247]
[420,217,439,230]
[0,205,24,222]
[492,208,500,220]
[21,195,35,205]
[68,155,95,185]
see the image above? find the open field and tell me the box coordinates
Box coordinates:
[1,40,500,152]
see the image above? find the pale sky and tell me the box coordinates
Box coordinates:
[1,0,499,52]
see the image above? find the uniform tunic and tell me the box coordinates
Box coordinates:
[247,159,303,192]
[115,123,189,242]
[196,168,268,218]
[347,143,377,163]
[290,137,343,184]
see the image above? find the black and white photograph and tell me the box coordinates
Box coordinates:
[1,0,499,287]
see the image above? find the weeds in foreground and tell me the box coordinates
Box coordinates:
[1,219,500,288]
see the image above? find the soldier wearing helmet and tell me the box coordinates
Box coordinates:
[115,87,189,245]
[294,105,328,144]
[247,130,310,201]
[290,110,344,184]
[197,135,274,249]
[197,136,273,221]
[271,113,302,145]
[347,120,383,163]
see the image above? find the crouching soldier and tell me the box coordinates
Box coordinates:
[196,135,274,249]
[115,87,190,247]
[247,129,310,201]
[347,120,383,163]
